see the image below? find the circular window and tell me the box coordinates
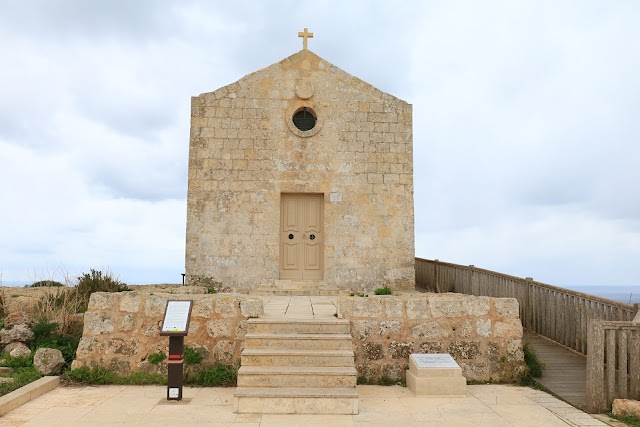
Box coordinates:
[286,102,322,137]
[292,107,317,131]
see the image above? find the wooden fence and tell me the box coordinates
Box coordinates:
[587,320,640,412]
[415,257,640,411]
[415,257,638,356]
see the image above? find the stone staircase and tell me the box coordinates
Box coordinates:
[234,318,358,414]
[251,280,341,296]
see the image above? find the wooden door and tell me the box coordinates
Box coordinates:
[280,194,323,280]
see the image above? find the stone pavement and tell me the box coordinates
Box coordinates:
[257,295,338,318]
[0,384,611,426]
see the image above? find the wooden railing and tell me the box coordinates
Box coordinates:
[415,258,637,355]
[415,257,640,411]
[587,320,640,412]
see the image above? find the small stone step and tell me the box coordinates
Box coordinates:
[237,366,357,388]
[234,387,358,414]
[0,367,14,376]
[243,333,353,350]
[248,318,349,334]
[241,348,354,367]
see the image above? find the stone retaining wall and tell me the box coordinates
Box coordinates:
[71,291,263,373]
[337,293,525,382]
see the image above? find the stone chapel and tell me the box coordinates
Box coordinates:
[185,30,415,292]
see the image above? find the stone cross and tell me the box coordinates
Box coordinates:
[298,27,313,50]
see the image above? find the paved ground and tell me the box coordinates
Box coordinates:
[0,384,611,426]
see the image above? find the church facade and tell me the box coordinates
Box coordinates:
[185,43,414,292]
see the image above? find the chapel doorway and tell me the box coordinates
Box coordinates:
[279,193,324,280]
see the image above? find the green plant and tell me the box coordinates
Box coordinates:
[148,352,167,365]
[185,363,237,386]
[0,367,42,397]
[74,269,129,313]
[184,346,204,366]
[30,280,64,287]
[608,413,640,427]
[374,286,392,295]
[64,364,238,387]
[206,287,217,294]
[0,353,33,369]
[30,319,80,365]
[518,343,544,386]
[349,292,368,297]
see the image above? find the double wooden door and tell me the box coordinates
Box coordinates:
[279,194,324,280]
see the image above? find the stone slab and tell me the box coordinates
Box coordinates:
[0,376,60,416]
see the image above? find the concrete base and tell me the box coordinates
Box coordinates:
[406,354,467,397]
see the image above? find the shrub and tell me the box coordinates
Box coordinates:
[0,353,33,369]
[185,363,237,386]
[184,346,204,366]
[30,280,64,287]
[74,269,129,313]
[375,286,392,295]
[148,352,167,365]
[30,319,81,365]
[0,367,41,397]
[518,343,545,386]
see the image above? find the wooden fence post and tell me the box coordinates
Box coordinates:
[587,319,606,413]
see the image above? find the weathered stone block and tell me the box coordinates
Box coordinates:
[430,294,490,318]
[109,338,139,356]
[352,320,378,339]
[447,341,480,360]
[340,298,383,318]
[476,319,492,337]
[406,298,430,319]
[215,297,239,318]
[240,299,263,318]
[417,342,443,354]
[379,320,401,337]
[384,298,403,318]
[389,341,414,359]
[119,293,141,312]
[206,320,232,338]
[494,298,519,318]
[411,321,452,340]
[363,342,385,360]
[192,298,213,318]
[144,295,167,317]
[214,340,235,362]
[494,320,523,339]
[83,312,114,336]
[613,399,640,418]
[88,292,118,310]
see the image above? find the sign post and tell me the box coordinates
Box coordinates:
[159,300,193,401]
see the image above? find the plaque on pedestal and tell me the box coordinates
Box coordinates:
[406,353,467,396]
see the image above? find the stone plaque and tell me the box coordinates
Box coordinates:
[411,353,459,369]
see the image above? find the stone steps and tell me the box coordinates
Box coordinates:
[237,366,357,388]
[243,333,353,350]
[234,318,358,414]
[241,348,355,367]
[251,281,341,296]
[247,318,350,334]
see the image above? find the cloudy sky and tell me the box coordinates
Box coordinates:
[0,1,638,289]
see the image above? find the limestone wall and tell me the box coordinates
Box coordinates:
[186,49,414,291]
[337,293,525,383]
[72,292,263,373]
